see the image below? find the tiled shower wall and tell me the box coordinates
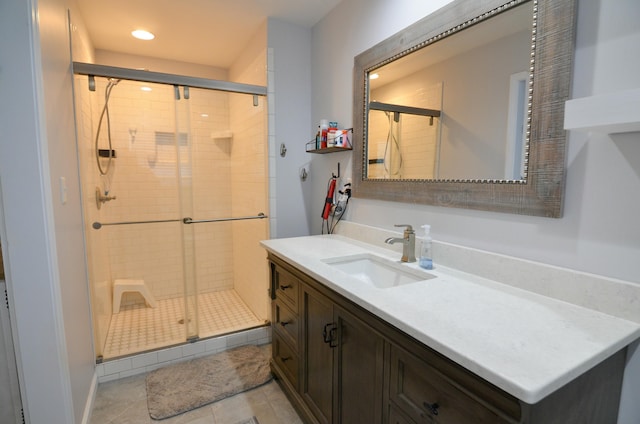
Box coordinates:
[74,75,268,356]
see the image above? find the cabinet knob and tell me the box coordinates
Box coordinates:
[280,284,292,290]
[280,356,291,363]
[280,320,291,327]
[423,402,439,416]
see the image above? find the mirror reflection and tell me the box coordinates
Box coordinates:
[365,1,533,181]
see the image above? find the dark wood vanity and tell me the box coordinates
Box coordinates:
[268,252,627,424]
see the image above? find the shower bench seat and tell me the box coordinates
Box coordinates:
[112,279,157,314]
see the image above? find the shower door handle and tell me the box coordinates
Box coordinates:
[183,213,267,224]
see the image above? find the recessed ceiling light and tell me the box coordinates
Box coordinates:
[369,73,379,80]
[131,30,155,40]
[140,86,152,92]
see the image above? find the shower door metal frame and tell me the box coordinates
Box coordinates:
[73,62,268,96]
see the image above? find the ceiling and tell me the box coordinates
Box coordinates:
[75,0,342,69]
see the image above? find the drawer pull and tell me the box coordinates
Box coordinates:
[423,402,439,416]
[280,284,292,290]
[280,320,291,327]
[280,356,292,363]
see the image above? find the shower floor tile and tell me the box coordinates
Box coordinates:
[103,289,264,359]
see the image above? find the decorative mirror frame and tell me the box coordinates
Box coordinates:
[352,0,577,217]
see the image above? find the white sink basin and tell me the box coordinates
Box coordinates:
[322,253,435,289]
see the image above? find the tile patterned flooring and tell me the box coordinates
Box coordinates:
[104,290,265,358]
[90,345,303,424]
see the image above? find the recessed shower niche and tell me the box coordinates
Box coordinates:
[73,64,270,360]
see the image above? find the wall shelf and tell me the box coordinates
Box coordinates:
[306,146,352,154]
[305,128,353,153]
[211,130,233,140]
[564,88,640,134]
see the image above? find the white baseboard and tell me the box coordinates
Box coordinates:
[81,371,98,424]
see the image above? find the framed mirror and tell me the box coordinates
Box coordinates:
[352,0,577,217]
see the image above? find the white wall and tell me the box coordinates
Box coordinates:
[39,1,96,420]
[309,0,640,421]
[267,18,313,238]
[0,0,95,422]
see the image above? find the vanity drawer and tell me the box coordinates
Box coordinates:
[273,299,299,350]
[389,345,515,424]
[274,265,299,309]
[389,404,424,424]
[272,332,299,390]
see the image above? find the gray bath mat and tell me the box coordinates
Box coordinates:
[146,345,272,420]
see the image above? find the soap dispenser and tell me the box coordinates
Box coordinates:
[419,225,433,270]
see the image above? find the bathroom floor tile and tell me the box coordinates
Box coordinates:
[89,368,302,424]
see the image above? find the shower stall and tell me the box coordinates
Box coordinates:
[72,63,270,361]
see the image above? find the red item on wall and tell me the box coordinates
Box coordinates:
[322,178,337,220]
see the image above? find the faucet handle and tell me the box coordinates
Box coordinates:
[394,224,414,233]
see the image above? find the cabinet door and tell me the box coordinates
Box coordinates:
[334,305,385,424]
[302,284,334,424]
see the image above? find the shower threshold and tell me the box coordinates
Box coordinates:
[102,289,266,360]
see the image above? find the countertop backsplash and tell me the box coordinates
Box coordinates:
[333,220,640,324]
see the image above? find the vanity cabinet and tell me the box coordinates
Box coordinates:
[272,261,384,424]
[268,253,626,424]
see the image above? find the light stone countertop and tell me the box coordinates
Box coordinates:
[261,234,640,404]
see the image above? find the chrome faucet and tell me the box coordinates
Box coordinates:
[385,224,416,263]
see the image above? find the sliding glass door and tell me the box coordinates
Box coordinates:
[73,69,268,360]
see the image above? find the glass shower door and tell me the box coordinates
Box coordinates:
[177,86,269,340]
[76,77,199,358]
